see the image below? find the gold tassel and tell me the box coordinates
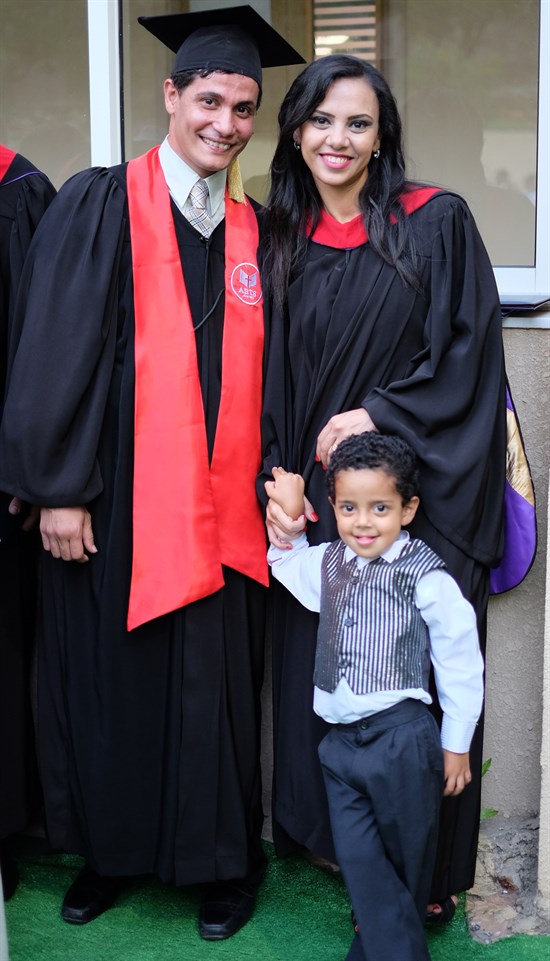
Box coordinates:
[227,158,246,204]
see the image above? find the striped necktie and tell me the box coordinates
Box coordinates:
[187,179,213,237]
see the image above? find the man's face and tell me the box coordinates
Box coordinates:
[164,72,259,178]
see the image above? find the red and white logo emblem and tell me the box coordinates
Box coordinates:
[230,262,263,305]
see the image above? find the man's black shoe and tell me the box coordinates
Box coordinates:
[61,865,124,924]
[198,880,259,940]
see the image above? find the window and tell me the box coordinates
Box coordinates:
[314,1,377,60]
[0,0,90,189]
[315,0,549,302]
[0,0,546,325]
[381,0,539,272]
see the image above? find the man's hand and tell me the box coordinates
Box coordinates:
[316,408,377,466]
[40,506,97,563]
[442,750,472,797]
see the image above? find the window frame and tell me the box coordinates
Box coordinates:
[87,0,122,168]
[494,0,549,326]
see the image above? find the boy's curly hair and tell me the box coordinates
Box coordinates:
[326,433,419,504]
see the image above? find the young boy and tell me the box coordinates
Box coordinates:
[265,433,483,961]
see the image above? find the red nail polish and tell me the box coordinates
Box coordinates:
[311,513,319,522]
[315,455,320,463]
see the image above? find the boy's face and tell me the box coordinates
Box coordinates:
[330,467,419,560]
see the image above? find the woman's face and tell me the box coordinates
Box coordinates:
[294,77,381,205]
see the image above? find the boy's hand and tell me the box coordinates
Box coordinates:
[442,750,472,797]
[265,467,306,520]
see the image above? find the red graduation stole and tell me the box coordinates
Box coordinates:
[126,146,268,631]
[309,187,442,247]
[0,145,16,181]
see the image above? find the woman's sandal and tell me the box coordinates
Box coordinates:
[352,895,457,932]
[424,896,457,926]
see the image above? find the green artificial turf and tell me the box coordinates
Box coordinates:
[4,840,548,961]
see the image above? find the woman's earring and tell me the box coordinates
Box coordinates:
[373,149,380,159]
[293,140,301,151]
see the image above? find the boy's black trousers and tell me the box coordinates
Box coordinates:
[319,698,444,961]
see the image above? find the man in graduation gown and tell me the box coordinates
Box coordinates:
[0,146,56,900]
[0,9,303,940]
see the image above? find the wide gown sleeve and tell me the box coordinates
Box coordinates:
[256,209,292,508]
[0,168,126,506]
[4,169,57,346]
[364,196,506,566]
[257,295,291,508]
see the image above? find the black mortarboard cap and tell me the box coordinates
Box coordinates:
[138,5,305,91]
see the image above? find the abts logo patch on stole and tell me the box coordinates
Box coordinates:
[230,262,263,305]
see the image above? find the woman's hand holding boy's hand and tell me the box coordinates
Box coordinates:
[442,750,472,797]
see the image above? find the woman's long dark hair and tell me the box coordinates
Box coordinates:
[261,55,421,308]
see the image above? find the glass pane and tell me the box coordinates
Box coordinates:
[0,0,90,189]
[314,0,377,60]
[121,0,180,162]
[121,0,310,203]
[381,0,538,267]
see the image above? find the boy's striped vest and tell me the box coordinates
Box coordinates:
[314,538,445,694]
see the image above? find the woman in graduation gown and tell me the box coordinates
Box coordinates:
[259,55,506,923]
[0,146,56,898]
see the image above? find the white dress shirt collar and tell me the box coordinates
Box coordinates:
[158,136,226,225]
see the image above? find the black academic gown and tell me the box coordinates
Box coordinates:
[0,151,56,840]
[0,165,266,885]
[260,192,506,899]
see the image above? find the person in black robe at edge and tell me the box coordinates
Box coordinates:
[258,55,506,940]
[0,9,303,940]
[0,146,56,903]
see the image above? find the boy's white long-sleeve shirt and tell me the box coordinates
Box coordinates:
[268,531,483,754]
